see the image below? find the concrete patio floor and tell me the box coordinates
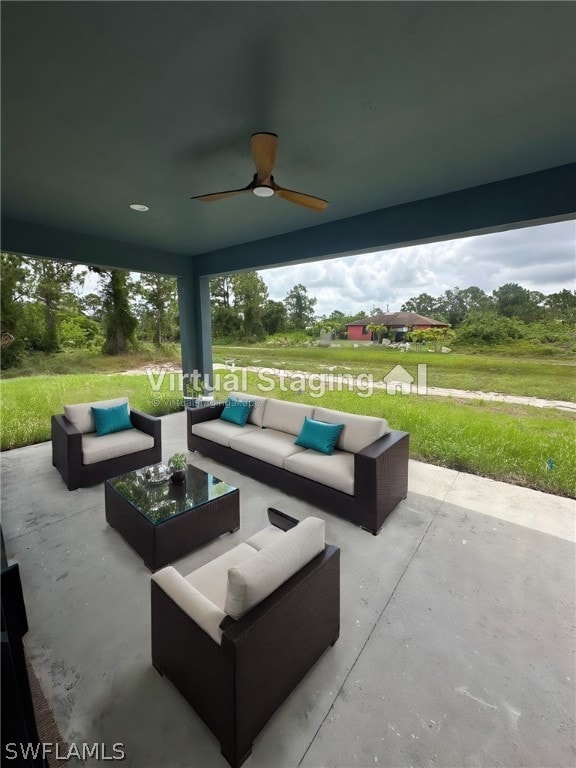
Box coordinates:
[2,410,575,768]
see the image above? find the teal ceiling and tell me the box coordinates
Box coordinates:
[1,1,575,268]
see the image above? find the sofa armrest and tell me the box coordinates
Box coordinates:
[357,429,408,460]
[51,414,83,487]
[152,567,226,645]
[187,404,225,450]
[130,409,161,442]
[267,508,299,531]
[187,403,225,426]
[354,429,409,534]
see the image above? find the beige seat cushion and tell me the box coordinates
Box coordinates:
[227,391,268,428]
[192,419,259,448]
[262,399,315,436]
[81,429,154,465]
[64,397,129,434]
[225,517,325,620]
[152,567,227,645]
[230,428,306,468]
[245,525,286,550]
[313,406,388,453]
[284,449,355,495]
[186,543,258,610]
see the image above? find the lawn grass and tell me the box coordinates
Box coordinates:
[0,373,183,451]
[229,372,576,498]
[1,361,574,499]
[213,345,576,401]
[0,345,181,379]
[3,345,575,401]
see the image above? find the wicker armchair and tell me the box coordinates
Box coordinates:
[51,397,161,490]
[151,509,340,768]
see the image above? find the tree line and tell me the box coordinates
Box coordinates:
[401,284,576,326]
[210,274,317,340]
[399,284,576,345]
[1,252,574,370]
[0,253,180,368]
[0,255,323,367]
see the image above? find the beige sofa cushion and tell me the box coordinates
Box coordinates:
[186,542,257,610]
[313,407,388,453]
[230,428,306,468]
[245,525,286,550]
[284,449,355,495]
[192,419,259,448]
[225,517,325,620]
[262,399,315,436]
[227,391,268,428]
[64,397,129,434]
[81,429,154,465]
[153,566,226,645]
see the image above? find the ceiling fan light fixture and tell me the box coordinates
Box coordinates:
[129,203,149,212]
[190,133,328,210]
[252,185,275,198]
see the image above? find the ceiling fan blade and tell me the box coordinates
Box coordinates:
[251,132,278,180]
[274,185,329,211]
[190,185,251,202]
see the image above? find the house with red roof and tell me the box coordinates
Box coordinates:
[347,311,450,342]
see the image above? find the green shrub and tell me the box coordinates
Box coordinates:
[456,313,526,344]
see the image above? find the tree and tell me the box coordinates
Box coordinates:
[492,283,543,323]
[210,276,234,308]
[134,273,178,345]
[231,272,268,339]
[100,269,138,354]
[314,310,349,338]
[211,306,243,339]
[366,323,388,343]
[262,300,287,335]
[81,292,105,321]
[210,276,243,339]
[401,293,442,318]
[25,258,78,351]
[0,253,28,367]
[284,284,317,330]
[437,286,492,327]
[544,290,576,322]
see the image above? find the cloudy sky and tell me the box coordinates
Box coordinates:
[259,220,575,317]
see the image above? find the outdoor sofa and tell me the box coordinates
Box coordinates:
[151,509,340,768]
[187,392,409,534]
[52,397,161,490]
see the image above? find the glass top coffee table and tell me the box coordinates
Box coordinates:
[105,463,239,571]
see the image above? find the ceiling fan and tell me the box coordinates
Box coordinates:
[190,132,329,212]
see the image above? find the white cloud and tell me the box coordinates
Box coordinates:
[260,220,576,316]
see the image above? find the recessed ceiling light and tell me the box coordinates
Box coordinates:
[130,203,149,212]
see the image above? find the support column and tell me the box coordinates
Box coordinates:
[177,269,213,387]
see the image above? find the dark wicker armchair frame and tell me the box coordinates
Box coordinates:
[151,509,340,768]
[187,403,409,534]
[52,409,162,490]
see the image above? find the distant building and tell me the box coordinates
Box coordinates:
[347,311,449,342]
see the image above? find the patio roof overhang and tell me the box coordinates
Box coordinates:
[1,2,575,374]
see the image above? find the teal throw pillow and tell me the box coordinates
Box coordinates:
[219,397,253,427]
[91,403,133,436]
[295,417,344,455]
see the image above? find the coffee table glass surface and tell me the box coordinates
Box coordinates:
[107,464,237,525]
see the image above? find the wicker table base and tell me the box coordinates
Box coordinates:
[105,477,239,571]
